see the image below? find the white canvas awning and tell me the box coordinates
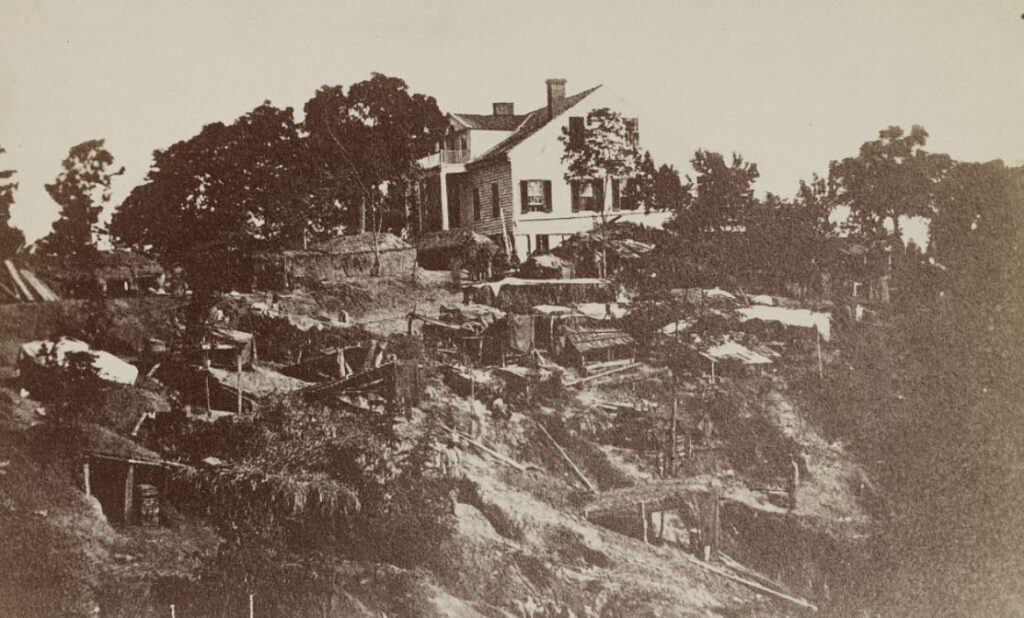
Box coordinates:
[20,337,139,385]
[737,305,832,341]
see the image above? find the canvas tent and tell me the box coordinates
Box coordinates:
[737,305,832,342]
[465,277,615,312]
[18,337,139,387]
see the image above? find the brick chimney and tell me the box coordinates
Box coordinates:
[492,102,514,116]
[546,78,567,120]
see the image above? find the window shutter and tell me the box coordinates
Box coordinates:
[492,183,500,218]
[569,116,584,148]
[520,180,528,213]
[543,181,552,212]
[594,181,605,212]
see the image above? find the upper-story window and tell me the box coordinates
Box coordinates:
[571,180,604,212]
[520,180,552,214]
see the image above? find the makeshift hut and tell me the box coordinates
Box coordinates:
[695,338,774,379]
[206,327,255,369]
[76,423,170,525]
[465,277,615,313]
[252,232,416,290]
[416,229,500,275]
[552,227,656,277]
[18,337,139,393]
[83,251,164,297]
[560,325,636,373]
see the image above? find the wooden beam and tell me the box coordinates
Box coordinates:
[534,420,598,493]
[681,552,818,612]
[82,461,91,496]
[442,425,531,472]
[565,362,643,387]
[640,501,648,544]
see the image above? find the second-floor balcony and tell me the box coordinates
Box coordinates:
[418,148,471,169]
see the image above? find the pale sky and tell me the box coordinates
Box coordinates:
[2,0,1022,243]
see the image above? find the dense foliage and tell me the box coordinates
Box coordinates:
[0,145,26,258]
[37,139,123,261]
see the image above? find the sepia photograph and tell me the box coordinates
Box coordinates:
[1,1,1022,616]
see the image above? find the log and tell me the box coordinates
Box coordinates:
[534,420,598,493]
[442,425,530,472]
[681,553,818,612]
[565,362,643,387]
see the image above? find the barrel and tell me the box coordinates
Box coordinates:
[138,484,160,527]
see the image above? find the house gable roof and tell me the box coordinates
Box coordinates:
[467,85,602,167]
[450,113,528,132]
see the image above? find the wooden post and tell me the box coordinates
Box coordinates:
[669,396,678,477]
[659,510,666,541]
[249,593,255,618]
[170,604,176,618]
[204,373,211,415]
[816,330,824,379]
[123,464,135,524]
[640,501,648,544]
[236,352,243,415]
[82,460,91,496]
[710,360,716,385]
[710,484,721,562]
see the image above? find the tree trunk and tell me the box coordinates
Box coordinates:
[359,197,367,234]
[371,194,382,277]
[890,215,902,241]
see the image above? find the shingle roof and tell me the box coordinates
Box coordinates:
[468,85,602,166]
[451,113,528,132]
[565,325,635,353]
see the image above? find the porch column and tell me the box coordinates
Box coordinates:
[439,171,450,231]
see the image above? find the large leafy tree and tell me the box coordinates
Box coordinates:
[670,150,759,238]
[560,107,642,215]
[829,125,951,241]
[654,162,691,214]
[37,139,123,261]
[0,146,26,258]
[111,103,312,300]
[303,74,446,266]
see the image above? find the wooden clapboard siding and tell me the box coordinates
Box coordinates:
[457,158,514,238]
